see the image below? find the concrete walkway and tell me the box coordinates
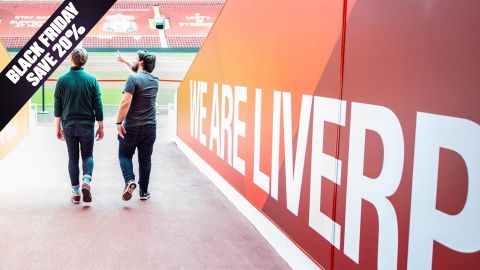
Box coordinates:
[0,115,290,269]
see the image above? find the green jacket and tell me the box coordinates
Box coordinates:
[54,67,103,128]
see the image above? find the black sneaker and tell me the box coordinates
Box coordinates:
[122,180,137,201]
[139,190,151,200]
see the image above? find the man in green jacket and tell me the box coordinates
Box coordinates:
[54,48,104,204]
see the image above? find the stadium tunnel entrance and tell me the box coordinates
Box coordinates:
[0,49,194,159]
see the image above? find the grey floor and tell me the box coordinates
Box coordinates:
[0,50,291,269]
[0,114,291,269]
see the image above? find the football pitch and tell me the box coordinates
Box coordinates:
[9,51,196,106]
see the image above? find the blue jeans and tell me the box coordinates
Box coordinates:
[118,124,156,192]
[63,124,94,187]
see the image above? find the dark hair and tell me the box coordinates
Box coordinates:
[71,48,88,67]
[137,50,156,73]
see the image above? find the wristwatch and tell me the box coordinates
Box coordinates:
[116,122,123,125]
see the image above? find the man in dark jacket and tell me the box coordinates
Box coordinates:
[54,48,104,204]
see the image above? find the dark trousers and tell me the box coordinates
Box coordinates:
[118,124,156,192]
[63,124,94,187]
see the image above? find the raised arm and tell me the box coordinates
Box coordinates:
[115,51,133,72]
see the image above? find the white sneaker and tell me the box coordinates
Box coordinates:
[122,180,137,201]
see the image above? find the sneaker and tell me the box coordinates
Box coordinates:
[81,183,92,203]
[139,190,151,200]
[122,180,137,201]
[71,192,81,204]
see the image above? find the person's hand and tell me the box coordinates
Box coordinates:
[96,127,104,141]
[115,50,128,64]
[117,124,126,139]
[56,128,64,141]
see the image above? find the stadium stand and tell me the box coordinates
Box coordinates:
[161,3,219,37]
[157,2,223,9]
[166,36,204,48]
[83,36,162,48]
[0,1,223,48]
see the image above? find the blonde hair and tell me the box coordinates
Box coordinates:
[71,48,88,67]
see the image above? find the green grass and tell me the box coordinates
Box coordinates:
[10,51,189,106]
[32,87,123,106]
[49,70,131,80]
[31,87,176,106]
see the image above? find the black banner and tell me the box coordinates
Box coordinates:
[0,0,117,132]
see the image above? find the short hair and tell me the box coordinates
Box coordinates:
[71,48,88,67]
[137,50,156,73]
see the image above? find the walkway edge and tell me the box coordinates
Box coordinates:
[175,137,321,270]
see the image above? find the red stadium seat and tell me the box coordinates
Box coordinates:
[166,36,206,48]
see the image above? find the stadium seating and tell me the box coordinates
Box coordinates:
[0,1,223,48]
[83,36,162,48]
[0,2,60,10]
[167,36,205,48]
[156,2,224,9]
[0,37,29,48]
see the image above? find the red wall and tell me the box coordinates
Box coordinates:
[176,0,480,269]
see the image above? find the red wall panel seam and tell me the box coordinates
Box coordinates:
[330,0,348,269]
